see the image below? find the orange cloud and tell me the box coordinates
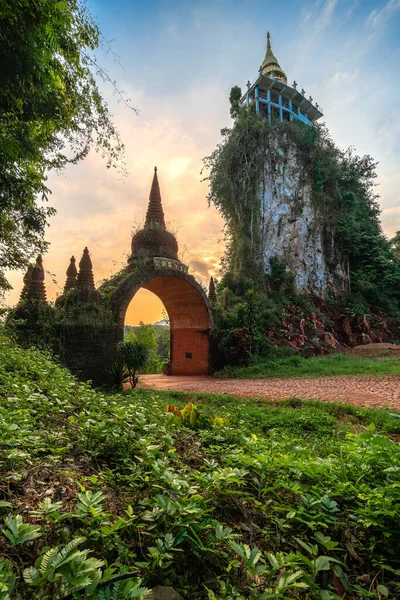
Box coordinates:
[4,84,226,325]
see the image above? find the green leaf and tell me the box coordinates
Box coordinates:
[314,556,331,572]
[378,584,389,598]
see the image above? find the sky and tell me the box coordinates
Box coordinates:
[5,0,400,324]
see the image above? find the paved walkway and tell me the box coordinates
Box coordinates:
[140,374,400,410]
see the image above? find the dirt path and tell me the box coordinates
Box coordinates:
[140,374,400,410]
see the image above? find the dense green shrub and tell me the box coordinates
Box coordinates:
[1,335,400,598]
[116,340,149,387]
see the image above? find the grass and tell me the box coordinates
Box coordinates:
[1,334,400,599]
[215,351,400,379]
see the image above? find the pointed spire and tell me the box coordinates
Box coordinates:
[208,276,217,304]
[27,255,47,303]
[261,31,287,83]
[63,256,78,293]
[19,264,33,301]
[76,247,101,303]
[77,247,95,290]
[145,167,166,228]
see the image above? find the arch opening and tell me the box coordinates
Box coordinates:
[116,272,212,376]
[124,288,170,375]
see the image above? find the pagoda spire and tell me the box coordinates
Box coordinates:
[261,31,287,83]
[76,247,101,303]
[19,264,33,301]
[27,255,47,303]
[63,256,78,293]
[208,276,217,304]
[145,167,166,228]
[77,247,95,290]
[130,167,179,262]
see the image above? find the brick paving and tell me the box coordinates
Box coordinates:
[140,374,400,410]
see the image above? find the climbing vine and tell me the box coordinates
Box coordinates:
[203,108,266,280]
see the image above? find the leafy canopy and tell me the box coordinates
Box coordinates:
[0,0,131,290]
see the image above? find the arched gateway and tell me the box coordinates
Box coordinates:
[109,268,212,375]
[56,167,214,384]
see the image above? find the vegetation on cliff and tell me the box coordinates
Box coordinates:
[203,103,400,316]
[1,335,400,598]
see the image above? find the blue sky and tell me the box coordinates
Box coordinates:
[5,0,400,323]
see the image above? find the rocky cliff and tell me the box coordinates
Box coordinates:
[270,301,400,355]
[261,142,349,296]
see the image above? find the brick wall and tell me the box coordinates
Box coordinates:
[170,328,210,375]
[60,324,120,386]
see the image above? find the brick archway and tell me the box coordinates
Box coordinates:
[110,267,213,375]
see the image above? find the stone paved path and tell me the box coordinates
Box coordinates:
[140,374,400,410]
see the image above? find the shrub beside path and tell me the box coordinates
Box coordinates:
[140,374,400,410]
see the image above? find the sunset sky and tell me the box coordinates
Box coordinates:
[5,0,400,325]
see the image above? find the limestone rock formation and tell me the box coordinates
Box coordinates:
[260,143,349,296]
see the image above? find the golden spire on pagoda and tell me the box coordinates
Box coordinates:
[261,32,287,83]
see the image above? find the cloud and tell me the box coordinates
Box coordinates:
[303,0,338,31]
[366,0,400,36]
[381,206,400,237]
[4,0,400,324]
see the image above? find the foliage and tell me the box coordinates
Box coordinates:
[218,327,259,367]
[106,360,129,390]
[166,401,227,429]
[390,230,400,262]
[215,348,400,379]
[212,284,282,367]
[4,292,116,352]
[203,108,265,280]
[116,340,149,387]
[125,322,170,374]
[0,0,130,289]
[1,334,400,598]
[5,299,59,350]
[229,86,242,119]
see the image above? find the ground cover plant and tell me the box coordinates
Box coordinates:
[215,351,400,379]
[1,335,400,598]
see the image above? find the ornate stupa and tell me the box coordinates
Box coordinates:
[241,32,323,125]
[261,32,287,83]
[26,256,47,303]
[63,256,78,293]
[76,247,101,303]
[130,167,179,262]
[19,264,33,301]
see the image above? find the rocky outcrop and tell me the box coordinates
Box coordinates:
[261,142,349,296]
[269,301,400,355]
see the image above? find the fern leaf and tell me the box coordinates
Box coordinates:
[22,566,41,585]
[39,547,59,574]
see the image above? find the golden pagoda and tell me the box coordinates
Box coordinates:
[261,32,287,84]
